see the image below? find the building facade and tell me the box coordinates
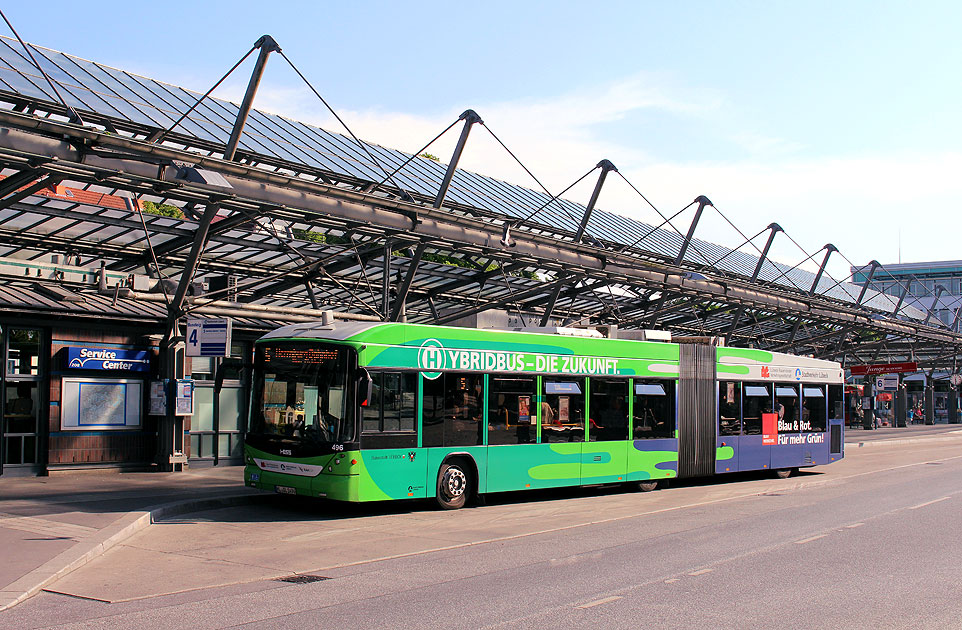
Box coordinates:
[852,260,962,331]
[851,260,962,425]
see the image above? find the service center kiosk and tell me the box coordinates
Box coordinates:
[62,347,151,430]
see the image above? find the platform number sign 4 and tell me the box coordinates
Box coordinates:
[185,318,232,357]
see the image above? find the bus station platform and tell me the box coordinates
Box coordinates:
[1,424,961,612]
[0,466,257,612]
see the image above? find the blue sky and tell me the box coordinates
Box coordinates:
[4,1,961,282]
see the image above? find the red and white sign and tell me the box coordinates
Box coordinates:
[850,362,917,376]
[762,412,778,445]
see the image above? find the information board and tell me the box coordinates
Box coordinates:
[186,318,232,357]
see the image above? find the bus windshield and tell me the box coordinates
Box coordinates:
[250,342,355,444]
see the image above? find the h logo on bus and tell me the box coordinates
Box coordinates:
[418,339,445,379]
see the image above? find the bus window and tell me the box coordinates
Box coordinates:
[251,342,353,443]
[827,384,843,422]
[775,384,799,431]
[742,383,772,435]
[360,371,418,450]
[589,378,629,442]
[488,376,536,445]
[422,373,484,447]
[633,379,675,439]
[802,385,826,432]
[719,381,741,436]
[542,377,585,443]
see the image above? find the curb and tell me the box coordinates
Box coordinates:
[0,491,268,613]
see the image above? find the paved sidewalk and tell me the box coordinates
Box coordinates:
[0,424,960,612]
[0,465,259,612]
[844,422,962,445]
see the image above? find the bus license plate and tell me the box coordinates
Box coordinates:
[275,485,297,495]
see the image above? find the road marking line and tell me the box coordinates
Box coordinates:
[576,596,622,609]
[845,522,865,528]
[795,534,828,544]
[909,497,951,510]
[688,568,713,576]
[665,578,679,583]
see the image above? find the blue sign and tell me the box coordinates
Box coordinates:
[66,347,150,372]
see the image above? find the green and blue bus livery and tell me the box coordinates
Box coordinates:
[244,322,845,508]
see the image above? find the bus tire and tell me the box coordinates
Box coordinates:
[774,468,794,479]
[636,480,659,492]
[436,462,470,510]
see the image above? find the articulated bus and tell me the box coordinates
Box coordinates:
[243,322,845,509]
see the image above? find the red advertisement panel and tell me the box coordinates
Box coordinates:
[849,362,918,376]
[762,412,778,445]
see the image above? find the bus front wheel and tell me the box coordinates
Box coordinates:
[436,462,470,510]
[635,480,659,492]
[774,468,795,479]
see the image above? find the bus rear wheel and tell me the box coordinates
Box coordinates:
[436,462,470,510]
[774,468,795,479]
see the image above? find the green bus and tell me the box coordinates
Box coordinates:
[243,321,845,509]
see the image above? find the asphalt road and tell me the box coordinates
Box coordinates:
[3,438,961,629]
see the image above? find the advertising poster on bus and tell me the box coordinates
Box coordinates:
[762,412,778,445]
[518,396,530,424]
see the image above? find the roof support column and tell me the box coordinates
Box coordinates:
[305,281,319,309]
[808,244,838,296]
[160,201,220,472]
[224,35,280,161]
[381,240,392,320]
[856,260,881,306]
[389,242,427,322]
[574,160,617,242]
[643,195,712,328]
[675,195,712,265]
[892,280,910,317]
[727,223,782,341]
[785,243,838,349]
[539,281,566,327]
[922,285,946,326]
[433,110,482,209]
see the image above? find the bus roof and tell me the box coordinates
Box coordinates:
[258,321,843,380]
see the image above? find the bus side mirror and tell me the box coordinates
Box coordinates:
[357,369,373,407]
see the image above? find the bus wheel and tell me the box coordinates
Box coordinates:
[436,462,469,510]
[636,480,659,492]
[774,468,794,479]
